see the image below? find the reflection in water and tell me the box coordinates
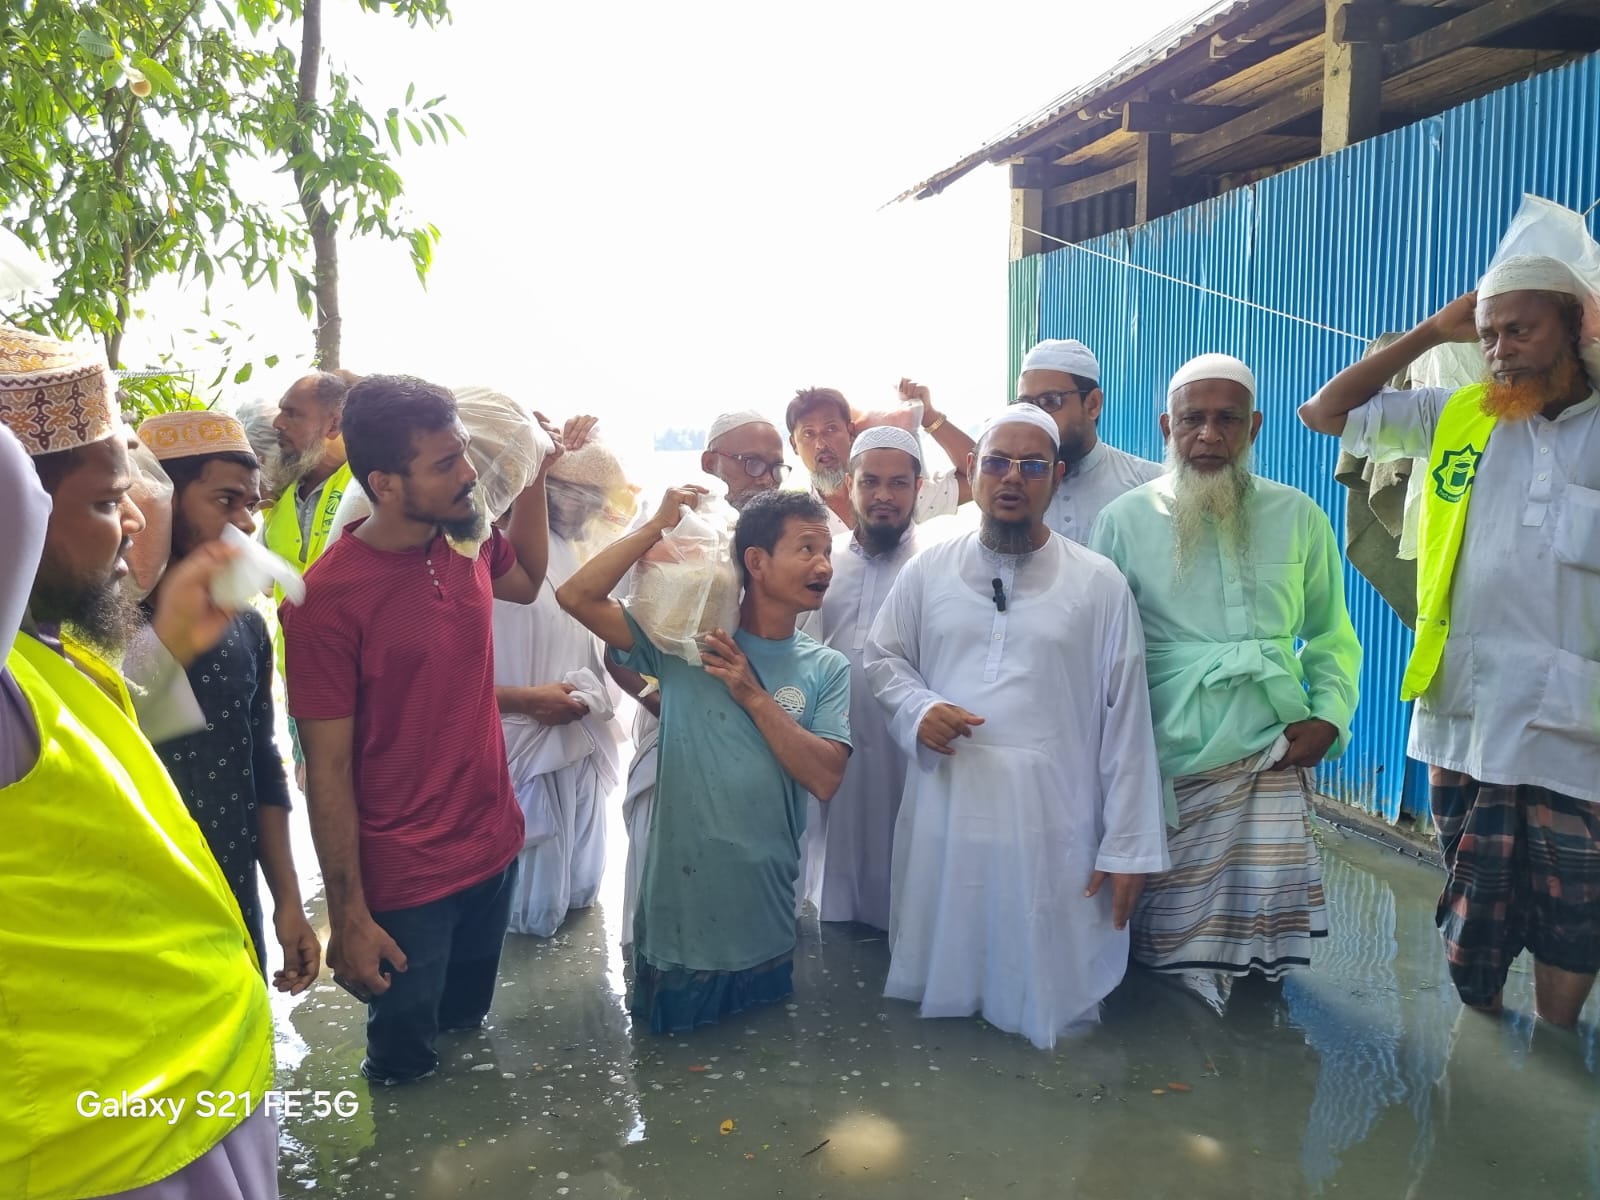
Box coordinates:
[271,789,1599,1199]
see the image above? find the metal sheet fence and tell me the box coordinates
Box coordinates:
[1010,51,1600,820]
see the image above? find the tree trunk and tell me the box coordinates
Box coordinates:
[292,0,341,368]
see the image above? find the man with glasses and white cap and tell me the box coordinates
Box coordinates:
[1094,354,1361,1015]
[1301,256,1600,1031]
[1015,338,1162,543]
[864,404,1168,1048]
[797,424,927,929]
[700,409,788,510]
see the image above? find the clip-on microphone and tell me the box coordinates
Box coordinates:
[991,577,1007,613]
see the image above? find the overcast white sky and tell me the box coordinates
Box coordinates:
[126,0,1203,446]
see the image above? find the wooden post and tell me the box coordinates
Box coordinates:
[1010,185,1044,259]
[1322,1,1384,152]
[1135,132,1173,225]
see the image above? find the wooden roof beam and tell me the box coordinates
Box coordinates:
[1045,162,1139,208]
[1382,0,1578,73]
[1121,100,1251,133]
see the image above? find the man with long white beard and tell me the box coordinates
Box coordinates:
[798,425,926,929]
[264,370,355,590]
[1300,257,1600,1030]
[865,405,1168,1048]
[1092,355,1362,1014]
[1014,339,1163,543]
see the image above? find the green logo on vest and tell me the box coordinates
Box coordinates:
[1431,445,1482,503]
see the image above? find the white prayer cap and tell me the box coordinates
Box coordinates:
[1477,254,1583,301]
[706,409,777,448]
[848,425,922,466]
[979,404,1060,448]
[1167,353,1257,405]
[1020,338,1100,382]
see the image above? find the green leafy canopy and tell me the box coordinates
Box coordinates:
[0,0,456,418]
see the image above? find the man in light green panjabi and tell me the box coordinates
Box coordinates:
[1090,353,1361,1014]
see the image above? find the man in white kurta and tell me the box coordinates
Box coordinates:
[799,426,927,929]
[495,527,621,938]
[1015,339,1163,543]
[864,405,1169,1049]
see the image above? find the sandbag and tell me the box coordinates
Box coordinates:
[625,497,741,666]
[452,384,556,556]
[123,438,173,601]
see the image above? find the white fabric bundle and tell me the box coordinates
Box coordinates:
[1478,196,1600,387]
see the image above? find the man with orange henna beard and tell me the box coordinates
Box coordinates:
[1300,255,1600,1033]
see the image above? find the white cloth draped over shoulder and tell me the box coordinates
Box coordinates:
[493,536,621,938]
[863,531,1169,1048]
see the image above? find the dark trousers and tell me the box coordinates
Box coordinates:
[365,861,517,1080]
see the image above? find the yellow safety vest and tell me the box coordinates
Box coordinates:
[1401,383,1498,701]
[0,634,274,1200]
[262,460,353,590]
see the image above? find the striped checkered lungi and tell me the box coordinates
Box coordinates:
[1131,748,1326,979]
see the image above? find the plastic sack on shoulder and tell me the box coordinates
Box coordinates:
[851,397,923,434]
[625,494,741,666]
[451,384,557,557]
[123,436,174,601]
[547,434,639,560]
[1481,195,1600,385]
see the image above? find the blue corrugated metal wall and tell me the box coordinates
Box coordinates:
[1013,51,1600,821]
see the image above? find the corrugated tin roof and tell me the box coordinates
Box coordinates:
[893,0,1257,203]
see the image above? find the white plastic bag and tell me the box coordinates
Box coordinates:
[1482,195,1600,383]
[123,438,174,601]
[626,497,741,666]
[452,384,556,556]
[211,522,306,609]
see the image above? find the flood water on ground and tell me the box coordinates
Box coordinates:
[267,790,1600,1200]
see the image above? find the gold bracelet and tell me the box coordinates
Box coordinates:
[924,412,946,434]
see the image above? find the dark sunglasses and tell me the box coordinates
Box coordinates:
[714,451,789,484]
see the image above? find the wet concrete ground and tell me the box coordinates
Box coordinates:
[267,792,1599,1200]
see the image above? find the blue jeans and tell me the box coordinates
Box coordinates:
[365,861,517,1080]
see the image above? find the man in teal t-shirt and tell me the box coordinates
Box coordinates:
[558,486,851,1031]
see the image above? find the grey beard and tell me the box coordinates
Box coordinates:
[979,514,1035,556]
[1166,443,1255,579]
[811,463,847,495]
[271,434,331,493]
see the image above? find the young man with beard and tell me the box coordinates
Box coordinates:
[137,410,320,991]
[0,326,276,1198]
[558,488,851,1031]
[1015,339,1163,544]
[1300,257,1600,1030]
[1092,355,1362,1014]
[797,425,925,929]
[864,406,1167,1048]
[786,382,972,536]
[284,375,563,1084]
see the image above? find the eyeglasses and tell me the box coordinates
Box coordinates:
[1012,390,1084,413]
[978,454,1055,480]
[713,451,789,484]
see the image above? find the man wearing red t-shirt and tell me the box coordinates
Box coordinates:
[284,375,562,1085]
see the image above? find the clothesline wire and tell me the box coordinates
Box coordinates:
[1013,221,1372,344]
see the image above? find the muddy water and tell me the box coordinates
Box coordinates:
[268,803,1598,1199]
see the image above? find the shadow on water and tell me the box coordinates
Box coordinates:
[269,796,1600,1200]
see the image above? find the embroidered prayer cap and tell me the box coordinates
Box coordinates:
[981,404,1060,448]
[1021,338,1100,383]
[1167,353,1257,407]
[848,424,922,467]
[1477,254,1583,302]
[138,410,256,462]
[706,409,778,448]
[0,322,119,455]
